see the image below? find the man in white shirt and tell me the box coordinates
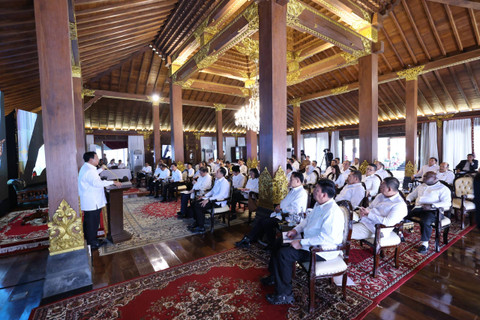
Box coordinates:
[362,163,381,197]
[311,160,321,177]
[78,152,121,249]
[262,179,344,305]
[414,157,439,179]
[148,164,163,196]
[406,171,451,254]
[178,167,212,218]
[238,159,248,175]
[437,162,455,185]
[136,162,152,186]
[153,164,170,198]
[235,172,308,249]
[117,160,126,169]
[376,162,390,180]
[107,159,116,168]
[352,177,407,241]
[304,165,318,185]
[335,160,351,188]
[336,170,365,208]
[231,165,246,189]
[189,167,230,233]
[291,156,300,172]
[187,163,195,178]
[161,163,183,201]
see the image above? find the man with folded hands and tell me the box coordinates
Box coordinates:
[177,167,212,218]
[335,170,365,208]
[261,179,344,305]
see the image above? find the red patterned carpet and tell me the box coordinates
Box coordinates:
[30,223,473,320]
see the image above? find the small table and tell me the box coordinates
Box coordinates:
[105,182,133,243]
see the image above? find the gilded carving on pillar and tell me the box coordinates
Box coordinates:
[176,161,186,172]
[247,158,259,169]
[405,161,416,178]
[287,70,301,86]
[243,3,259,31]
[359,160,369,175]
[427,114,454,129]
[258,168,274,210]
[397,65,425,81]
[340,52,358,65]
[272,166,289,205]
[181,79,195,90]
[330,85,349,96]
[48,200,84,255]
[214,103,226,112]
[235,38,259,62]
[287,0,305,25]
[289,98,301,108]
[69,22,78,40]
[82,89,95,99]
[72,65,82,78]
[240,88,250,97]
[194,44,218,70]
[193,20,209,45]
[85,129,94,134]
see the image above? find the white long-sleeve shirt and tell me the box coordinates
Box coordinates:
[232,173,246,189]
[335,183,365,208]
[280,185,308,214]
[414,164,439,178]
[141,165,152,174]
[158,168,170,179]
[242,178,259,198]
[153,167,162,178]
[294,198,344,260]
[190,174,212,198]
[335,169,350,187]
[437,171,455,185]
[187,168,195,177]
[239,164,248,175]
[360,192,407,234]
[363,174,381,197]
[376,169,389,180]
[406,182,451,210]
[171,169,182,182]
[78,162,114,211]
[204,177,230,206]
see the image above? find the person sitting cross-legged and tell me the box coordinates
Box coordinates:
[335,170,365,208]
[153,164,170,198]
[161,163,182,202]
[188,167,230,234]
[235,171,308,249]
[230,168,259,216]
[261,179,345,305]
[405,171,451,254]
[177,167,212,218]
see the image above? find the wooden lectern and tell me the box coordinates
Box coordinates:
[105,182,133,243]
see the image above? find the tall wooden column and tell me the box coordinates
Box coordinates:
[292,100,301,159]
[259,0,287,174]
[169,82,184,162]
[35,0,91,303]
[246,129,257,160]
[437,119,443,163]
[214,104,225,160]
[152,100,160,165]
[405,78,418,165]
[358,53,378,162]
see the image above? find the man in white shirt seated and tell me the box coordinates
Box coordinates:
[148,164,163,196]
[230,168,260,216]
[186,163,195,178]
[189,167,230,233]
[376,162,390,180]
[311,160,321,177]
[353,158,360,167]
[335,170,365,208]
[414,157,439,179]
[161,163,183,202]
[304,165,318,185]
[136,162,152,185]
[178,167,212,218]
[107,159,116,168]
[117,160,126,169]
[79,152,121,249]
[286,163,293,181]
[231,165,246,189]
[406,171,452,254]
[351,177,407,241]
[362,163,381,197]
[437,162,455,185]
[335,160,351,188]
[238,159,248,175]
[261,179,344,305]
[153,164,170,198]
[235,172,308,249]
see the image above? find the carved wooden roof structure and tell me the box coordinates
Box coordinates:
[2,0,480,133]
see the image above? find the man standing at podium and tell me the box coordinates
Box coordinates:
[79,152,121,249]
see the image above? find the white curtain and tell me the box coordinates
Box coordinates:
[330,131,341,159]
[86,134,96,152]
[473,118,480,156]
[128,135,145,173]
[443,119,472,169]
[420,122,438,166]
[316,132,329,167]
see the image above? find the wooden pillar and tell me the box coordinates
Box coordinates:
[152,101,160,165]
[358,53,378,163]
[246,129,258,160]
[292,101,301,160]
[405,78,418,165]
[215,104,225,160]
[436,119,443,163]
[258,0,287,174]
[169,83,184,162]
[35,0,91,302]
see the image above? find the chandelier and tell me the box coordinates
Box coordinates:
[235,78,259,133]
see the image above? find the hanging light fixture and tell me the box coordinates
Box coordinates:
[234,78,259,133]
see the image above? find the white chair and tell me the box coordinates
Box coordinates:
[452,175,475,229]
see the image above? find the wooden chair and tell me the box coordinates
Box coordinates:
[172,171,188,201]
[205,182,233,233]
[238,191,258,223]
[293,200,353,313]
[408,207,451,252]
[452,174,475,229]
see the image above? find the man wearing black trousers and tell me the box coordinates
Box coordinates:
[78,152,121,249]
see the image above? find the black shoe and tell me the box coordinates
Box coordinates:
[417,245,428,254]
[187,223,198,230]
[192,226,206,234]
[90,239,106,250]
[177,214,186,219]
[266,293,294,305]
[235,236,251,248]
[261,275,276,286]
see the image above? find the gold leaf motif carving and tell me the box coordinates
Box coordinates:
[287,0,305,23]
[176,161,186,173]
[287,70,301,86]
[273,166,289,205]
[404,161,416,178]
[181,79,195,89]
[48,200,84,255]
[69,22,78,40]
[289,98,301,108]
[82,89,95,97]
[243,3,259,31]
[247,158,259,169]
[236,38,259,61]
[72,65,81,78]
[340,52,358,65]
[214,103,226,111]
[258,167,274,210]
[397,65,425,81]
[240,88,250,97]
[427,114,454,128]
[330,85,349,95]
[359,160,369,175]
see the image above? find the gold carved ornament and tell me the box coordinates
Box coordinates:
[330,85,349,96]
[82,89,95,97]
[427,114,454,129]
[258,168,274,210]
[176,161,186,172]
[69,22,78,40]
[247,158,259,169]
[214,103,226,112]
[397,65,425,81]
[243,3,259,31]
[359,160,369,175]
[404,161,416,179]
[272,166,289,205]
[236,38,259,62]
[287,71,301,86]
[72,65,82,78]
[48,200,84,255]
[289,98,301,108]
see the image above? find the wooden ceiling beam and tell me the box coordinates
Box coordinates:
[401,0,431,61]
[465,62,480,98]
[433,70,460,111]
[310,0,372,30]
[469,8,480,46]
[427,0,480,10]
[420,74,448,113]
[444,4,463,51]
[421,0,447,56]
[382,28,405,67]
[296,41,334,62]
[388,10,417,64]
[448,66,473,110]
[200,65,247,81]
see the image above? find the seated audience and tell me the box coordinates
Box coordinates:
[152,164,170,197]
[189,167,230,233]
[235,172,308,249]
[230,168,260,215]
[323,159,337,178]
[326,164,341,181]
[335,170,365,208]
[291,155,300,172]
[311,160,321,176]
[261,179,344,305]
[178,167,212,218]
[376,162,390,180]
[335,160,351,187]
[107,159,116,168]
[161,163,183,202]
[231,165,246,189]
[414,157,439,179]
[186,163,195,178]
[238,159,248,175]
[455,153,478,173]
[286,163,293,181]
[304,165,318,185]
[117,160,126,169]
[353,158,360,167]
[148,164,162,195]
[406,171,451,254]
[351,177,407,240]
[136,162,152,185]
[362,163,381,197]
[437,162,455,185]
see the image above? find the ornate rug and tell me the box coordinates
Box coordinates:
[30,223,473,320]
[99,197,249,256]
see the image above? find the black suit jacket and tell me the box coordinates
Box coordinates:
[455,159,478,172]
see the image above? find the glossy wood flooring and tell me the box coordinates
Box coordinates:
[1,214,480,319]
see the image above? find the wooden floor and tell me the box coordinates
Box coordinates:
[1,214,480,319]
